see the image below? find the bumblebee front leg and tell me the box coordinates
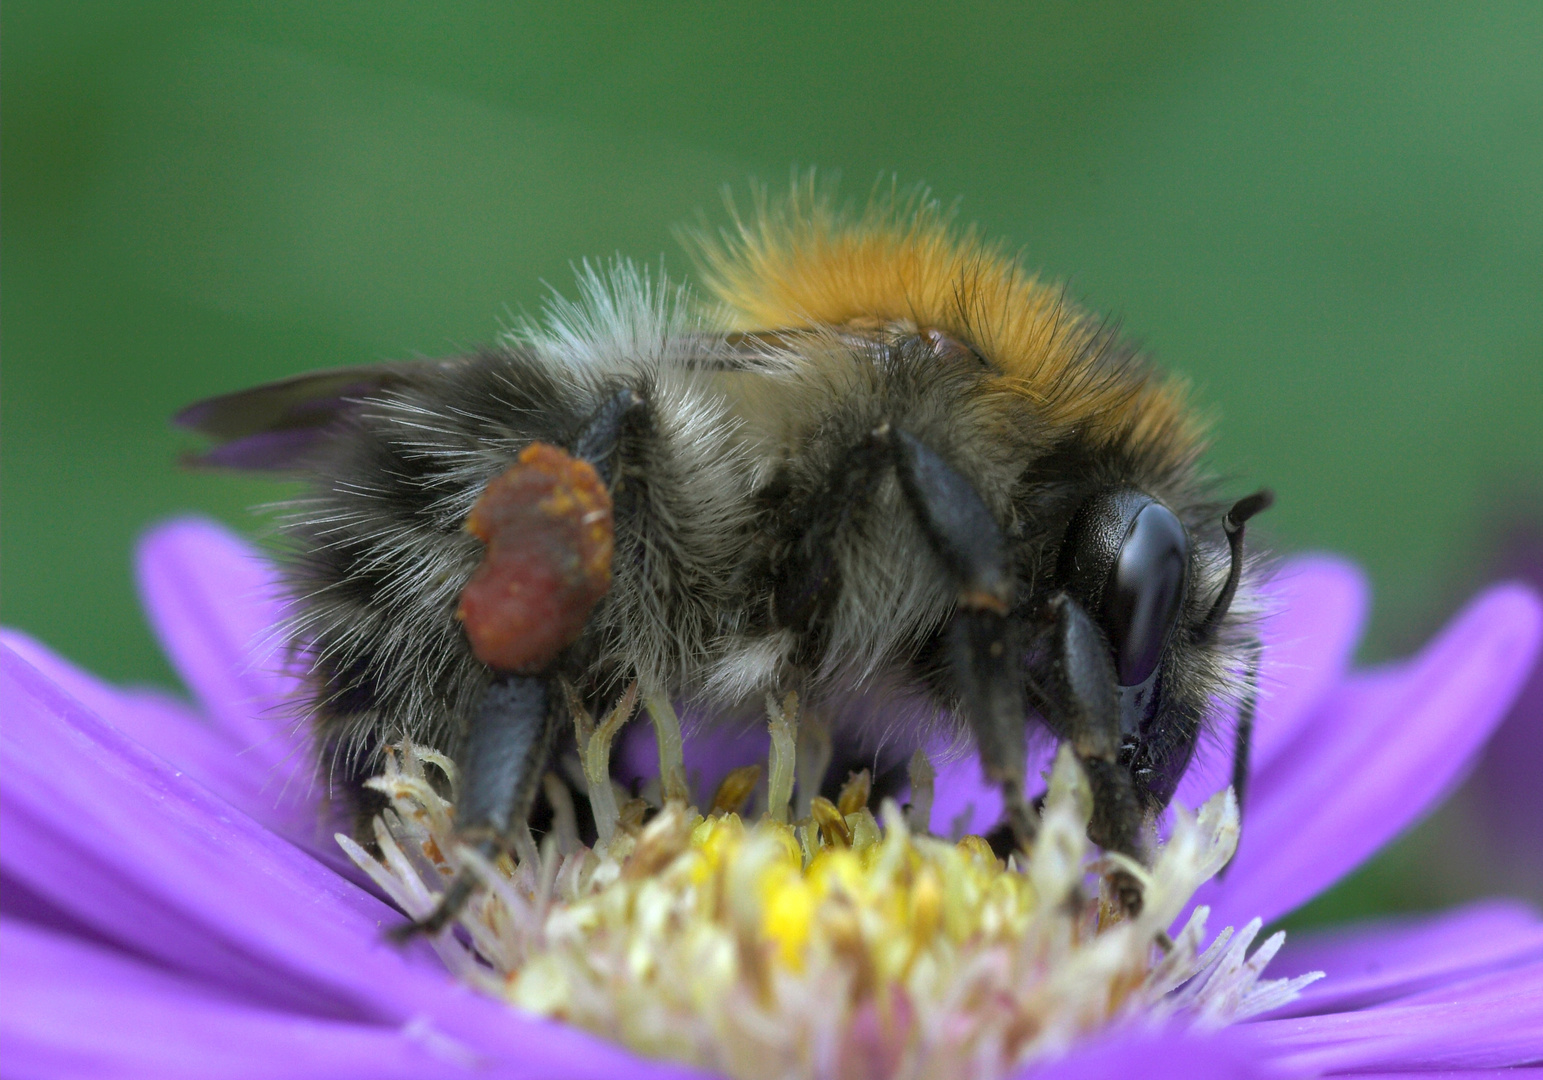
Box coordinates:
[1036,591,1148,914]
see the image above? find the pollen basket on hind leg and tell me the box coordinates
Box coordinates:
[457,442,613,673]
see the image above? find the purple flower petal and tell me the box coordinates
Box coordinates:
[2,642,431,1012]
[1473,523,1543,861]
[0,628,318,847]
[617,713,772,806]
[135,518,307,776]
[1244,956,1543,1072]
[1269,899,1543,1017]
[1175,556,1370,807]
[0,644,710,1079]
[927,739,1008,838]
[1309,1073,1524,1079]
[1013,1028,1267,1080]
[3,870,127,951]
[1199,583,1543,932]
[1,921,492,1080]
[1248,556,1371,770]
[1332,1074,1534,1080]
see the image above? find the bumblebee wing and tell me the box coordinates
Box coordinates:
[716,328,881,366]
[173,362,415,470]
[173,332,844,469]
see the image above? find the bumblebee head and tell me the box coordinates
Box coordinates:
[1049,483,1273,809]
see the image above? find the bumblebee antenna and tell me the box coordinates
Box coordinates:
[1199,489,1274,640]
[1217,635,1263,880]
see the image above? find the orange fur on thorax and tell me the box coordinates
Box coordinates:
[689,181,1204,459]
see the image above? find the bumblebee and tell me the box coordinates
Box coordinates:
[179,183,1269,932]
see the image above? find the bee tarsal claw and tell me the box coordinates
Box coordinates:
[388,874,477,942]
[1108,868,1145,919]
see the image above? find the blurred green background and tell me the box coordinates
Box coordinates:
[5,3,1541,924]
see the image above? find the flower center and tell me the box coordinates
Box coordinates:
[339,691,1319,1080]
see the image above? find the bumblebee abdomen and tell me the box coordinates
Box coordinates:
[284,349,592,767]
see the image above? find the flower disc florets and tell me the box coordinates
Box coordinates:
[341,693,1317,1080]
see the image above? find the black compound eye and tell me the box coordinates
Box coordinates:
[1058,490,1190,687]
[1101,502,1188,686]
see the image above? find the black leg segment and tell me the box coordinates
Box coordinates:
[886,427,1033,843]
[1035,591,1148,912]
[571,386,649,488]
[457,674,558,845]
[889,428,1013,614]
[1036,593,1121,760]
[394,673,558,939]
[1228,636,1264,817]
[948,609,1027,791]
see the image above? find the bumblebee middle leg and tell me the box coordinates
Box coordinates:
[771,423,1033,845]
[886,428,1034,846]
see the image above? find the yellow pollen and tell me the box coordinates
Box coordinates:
[341,696,1322,1080]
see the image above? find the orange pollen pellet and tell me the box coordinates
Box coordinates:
[456,443,613,673]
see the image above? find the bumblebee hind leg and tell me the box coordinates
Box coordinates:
[395,387,648,939]
[391,674,557,940]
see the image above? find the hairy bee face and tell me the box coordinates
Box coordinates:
[178,180,1268,931]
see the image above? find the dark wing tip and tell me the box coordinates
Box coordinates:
[172,362,415,471]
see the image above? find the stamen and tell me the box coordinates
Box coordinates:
[570,681,638,844]
[835,769,871,816]
[765,691,799,824]
[794,707,833,820]
[644,693,691,804]
[541,773,581,855]
[906,748,935,834]
[809,796,853,847]
[343,694,1322,1080]
[711,765,762,815]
